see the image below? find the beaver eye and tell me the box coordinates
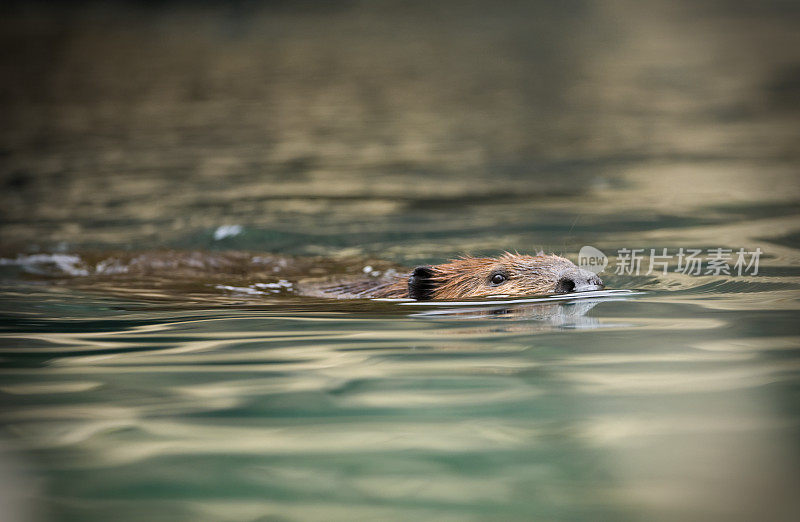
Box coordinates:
[490,273,506,285]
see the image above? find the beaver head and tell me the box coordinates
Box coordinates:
[407,253,603,300]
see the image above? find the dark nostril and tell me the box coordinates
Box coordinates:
[555,277,576,294]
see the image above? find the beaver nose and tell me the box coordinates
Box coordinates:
[555,269,604,293]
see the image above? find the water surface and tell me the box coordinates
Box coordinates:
[1,1,799,521]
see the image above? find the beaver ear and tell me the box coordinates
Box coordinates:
[408,266,435,300]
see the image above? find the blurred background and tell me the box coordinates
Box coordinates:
[1,1,799,521]
[1,0,797,260]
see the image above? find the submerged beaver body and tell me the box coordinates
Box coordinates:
[314,253,604,300]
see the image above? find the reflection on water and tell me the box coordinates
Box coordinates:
[1,0,800,521]
[1,288,799,521]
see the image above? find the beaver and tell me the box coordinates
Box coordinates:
[313,253,604,300]
[3,250,603,302]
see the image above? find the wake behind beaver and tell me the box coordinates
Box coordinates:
[0,251,603,301]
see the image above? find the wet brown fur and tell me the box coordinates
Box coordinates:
[317,253,593,300]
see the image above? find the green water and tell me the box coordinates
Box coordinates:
[1,1,800,521]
